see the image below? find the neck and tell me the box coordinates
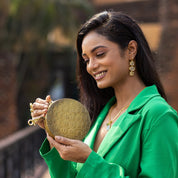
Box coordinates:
[113,76,145,108]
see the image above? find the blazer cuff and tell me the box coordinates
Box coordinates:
[39,138,59,161]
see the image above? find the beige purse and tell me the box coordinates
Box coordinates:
[28,98,91,140]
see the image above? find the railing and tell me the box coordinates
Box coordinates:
[0,127,47,178]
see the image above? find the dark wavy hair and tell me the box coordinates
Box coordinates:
[76,11,166,122]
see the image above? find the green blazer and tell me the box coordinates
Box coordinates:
[40,85,178,178]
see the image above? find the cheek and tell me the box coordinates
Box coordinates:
[108,59,120,71]
[86,65,90,74]
[109,59,128,77]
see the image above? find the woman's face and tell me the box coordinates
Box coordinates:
[81,31,130,89]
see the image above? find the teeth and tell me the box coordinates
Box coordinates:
[95,71,106,78]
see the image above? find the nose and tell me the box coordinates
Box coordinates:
[87,59,99,72]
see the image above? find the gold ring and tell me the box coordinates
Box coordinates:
[30,103,33,113]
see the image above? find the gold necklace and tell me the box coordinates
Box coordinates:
[106,104,130,131]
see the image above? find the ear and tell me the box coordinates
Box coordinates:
[128,40,137,59]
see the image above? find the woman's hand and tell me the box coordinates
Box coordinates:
[47,134,92,163]
[30,95,52,129]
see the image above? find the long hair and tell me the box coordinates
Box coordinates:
[76,11,166,122]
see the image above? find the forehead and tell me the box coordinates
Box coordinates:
[82,31,111,52]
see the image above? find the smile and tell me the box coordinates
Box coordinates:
[94,71,106,80]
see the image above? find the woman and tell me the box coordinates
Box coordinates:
[31,11,178,177]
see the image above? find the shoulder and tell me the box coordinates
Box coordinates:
[142,95,177,117]
[140,95,178,131]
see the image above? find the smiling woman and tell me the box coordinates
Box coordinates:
[77,11,167,122]
[31,10,178,178]
[81,31,135,89]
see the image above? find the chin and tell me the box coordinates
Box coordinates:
[96,82,110,89]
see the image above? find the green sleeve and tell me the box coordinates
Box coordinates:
[39,138,77,178]
[77,151,129,178]
[139,111,178,178]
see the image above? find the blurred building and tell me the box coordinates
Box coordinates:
[0,0,91,139]
[0,0,19,138]
[0,54,19,138]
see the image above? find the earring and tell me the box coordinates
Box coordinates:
[129,59,135,76]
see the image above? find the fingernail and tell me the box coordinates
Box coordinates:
[55,136,61,140]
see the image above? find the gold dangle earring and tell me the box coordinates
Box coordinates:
[129,59,135,76]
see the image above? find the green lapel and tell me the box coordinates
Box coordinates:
[84,97,116,149]
[85,85,160,157]
[97,112,141,157]
[127,85,160,113]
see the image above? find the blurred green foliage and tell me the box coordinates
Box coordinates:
[0,0,93,52]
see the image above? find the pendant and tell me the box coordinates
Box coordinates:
[106,121,112,131]
[106,124,110,131]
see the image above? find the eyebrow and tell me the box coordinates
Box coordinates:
[82,45,107,57]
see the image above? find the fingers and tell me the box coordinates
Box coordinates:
[47,134,60,150]
[36,97,49,104]
[46,95,52,103]
[29,95,52,127]
[34,99,49,109]
[47,135,72,148]
[33,102,48,109]
[47,134,92,163]
[55,136,73,146]
[31,96,51,118]
[47,134,55,146]
[31,104,48,118]
[36,117,45,129]
[31,109,47,118]
[47,135,73,161]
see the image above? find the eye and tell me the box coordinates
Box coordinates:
[96,52,105,58]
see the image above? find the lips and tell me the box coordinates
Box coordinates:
[94,71,106,80]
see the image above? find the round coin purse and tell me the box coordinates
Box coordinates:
[28,98,91,140]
